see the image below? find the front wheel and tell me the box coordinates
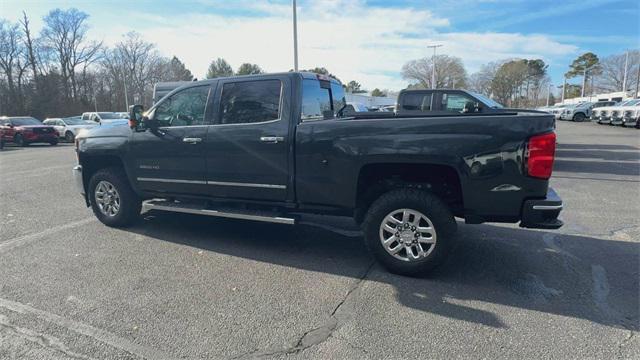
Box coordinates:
[362,189,457,276]
[49,139,58,146]
[65,131,75,142]
[88,167,141,227]
[573,113,585,122]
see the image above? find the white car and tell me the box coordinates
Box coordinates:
[618,101,640,127]
[43,116,97,142]
[596,99,640,125]
[81,112,126,123]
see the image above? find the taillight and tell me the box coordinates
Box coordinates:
[526,132,556,179]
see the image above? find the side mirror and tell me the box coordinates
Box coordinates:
[128,104,144,129]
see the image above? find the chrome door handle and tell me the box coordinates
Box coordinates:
[183,137,202,144]
[260,136,284,143]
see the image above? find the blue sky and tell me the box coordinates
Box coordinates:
[1,0,638,90]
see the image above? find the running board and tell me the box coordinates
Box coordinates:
[142,199,295,225]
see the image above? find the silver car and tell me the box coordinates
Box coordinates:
[43,116,97,142]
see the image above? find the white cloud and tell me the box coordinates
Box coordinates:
[5,0,581,90]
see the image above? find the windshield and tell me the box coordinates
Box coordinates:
[64,117,89,125]
[11,117,41,126]
[97,112,121,119]
[471,93,504,108]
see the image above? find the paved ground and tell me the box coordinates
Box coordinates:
[0,121,638,359]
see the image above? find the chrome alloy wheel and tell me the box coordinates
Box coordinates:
[379,208,437,262]
[95,180,121,217]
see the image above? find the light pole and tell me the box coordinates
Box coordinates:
[561,77,566,103]
[292,0,299,72]
[426,44,442,89]
[622,50,629,92]
[546,84,552,106]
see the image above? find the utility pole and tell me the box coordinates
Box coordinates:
[622,50,629,92]
[123,69,129,110]
[561,77,566,103]
[635,60,640,98]
[292,0,299,72]
[426,44,442,89]
[546,84,552,106]
[581,67,587,98]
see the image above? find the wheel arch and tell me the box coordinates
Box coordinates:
[354,162,464,225]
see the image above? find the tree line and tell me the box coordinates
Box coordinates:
[0,9,200,118]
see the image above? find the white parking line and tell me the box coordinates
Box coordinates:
[0,297,171,359]
[0,218,95,254]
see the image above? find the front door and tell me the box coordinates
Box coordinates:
[129,84,212,195]
[204,76,291,202]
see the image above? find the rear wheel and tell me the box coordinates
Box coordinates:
[362,189,457,276]
[49,139,58,146]
[65,131,75,142]
[88,167,141,227]
[573,113,586,122]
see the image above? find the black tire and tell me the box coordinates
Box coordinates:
[49,139,58,146]
[573,113,586,122]
[14,134,27,147]
[88,167,141,227]
[65,131,75,142]
[362,189,457,276]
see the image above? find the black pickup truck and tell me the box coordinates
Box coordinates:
[72,72,562,275]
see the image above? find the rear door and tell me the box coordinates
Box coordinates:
[397,91,434,115]
[204,75,292,202]
[129,84,212,195]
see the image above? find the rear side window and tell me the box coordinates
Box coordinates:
[401,93,432,111]
[301,80,331,120]
[219,80,281,124]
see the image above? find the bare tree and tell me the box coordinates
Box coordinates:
[40,8,102,100]
[103,32,168,108]
[401,55,467,89]
[468,61,501,96]
[0,19,27,113]
[597,50,640,93]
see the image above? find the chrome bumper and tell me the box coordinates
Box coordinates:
[72,165,85,195]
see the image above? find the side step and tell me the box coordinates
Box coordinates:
[142,199,296,225]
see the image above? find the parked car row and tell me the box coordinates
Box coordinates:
[537,99,640,128]
[0,111,128,148]
[592,99,640,128]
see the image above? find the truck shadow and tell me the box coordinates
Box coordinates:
[126,212,639,331]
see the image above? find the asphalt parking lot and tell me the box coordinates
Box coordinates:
[0,121,638,359]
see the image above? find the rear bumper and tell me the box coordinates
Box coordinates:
[520,187,563,229]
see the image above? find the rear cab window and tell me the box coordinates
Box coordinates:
[301,77,347,121]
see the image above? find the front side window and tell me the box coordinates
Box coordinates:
[402,93,432,111]
[219,80,281,124]
[441,93,475,113]
[154,86,210,127]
